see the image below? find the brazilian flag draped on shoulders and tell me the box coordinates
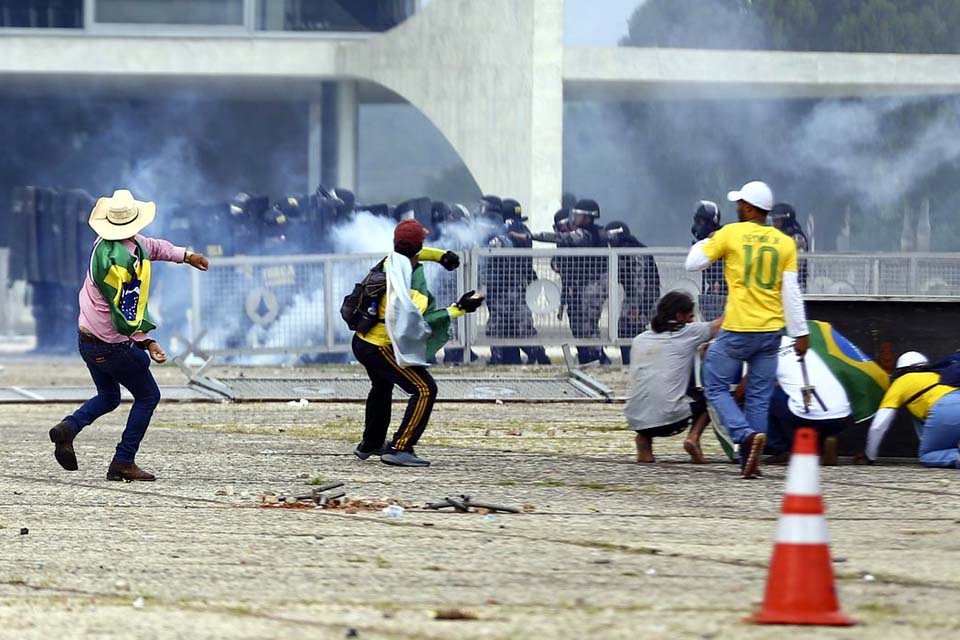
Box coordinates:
[807,320,889,422]
[90,238,156,336]
[410,264,452,361]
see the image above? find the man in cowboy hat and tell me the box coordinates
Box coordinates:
[47,189,208,481]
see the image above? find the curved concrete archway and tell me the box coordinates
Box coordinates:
[341,0,564,230]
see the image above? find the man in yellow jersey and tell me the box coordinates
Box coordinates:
[685,181,809,478]
[352,220,484,467]
[865,352,960,468]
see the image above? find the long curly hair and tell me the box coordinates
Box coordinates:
[651,291,695,333]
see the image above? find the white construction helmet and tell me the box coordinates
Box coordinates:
[895,351,929,369]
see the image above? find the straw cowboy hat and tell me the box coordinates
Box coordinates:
[88,189,156,240]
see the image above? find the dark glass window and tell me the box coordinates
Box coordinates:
[95,0,244,26]
[258,0,415,32]
[0,0,83,28]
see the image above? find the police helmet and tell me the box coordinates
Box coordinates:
[451,203,471,222]
[431,200,451,225]
[501,198,526,222]
[694,200,721,226]
[605,221,631,237]
[770,202,797,228]
[692,200,721,240]
[330,188,355,209]
[229,192,269,218]
[554,208,571,231]
[394,199,418,222]
[479,195,503,218]
[572,199,600,219]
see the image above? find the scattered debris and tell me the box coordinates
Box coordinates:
[645,568,657,576]
[426,495,521,514]
[521,504,536,512]
[504,428,522,436]
[132,596,145,609]
[381,505,405,519]
[114,580,130,591]
[19,528,28,535]
[547,427,557,437]
[286,398,309,407]
[433,608,478,621]
[863,574,876,582]
[345,629,359,638]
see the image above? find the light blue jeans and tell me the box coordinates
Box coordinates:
[704,330,782,445]
[920,391,960,468]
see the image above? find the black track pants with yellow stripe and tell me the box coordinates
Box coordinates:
[352,334,438,452]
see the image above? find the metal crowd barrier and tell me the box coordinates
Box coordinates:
[169,249,960,359]
[185,252,464,358]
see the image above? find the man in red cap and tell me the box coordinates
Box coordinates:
[351,220,483,467]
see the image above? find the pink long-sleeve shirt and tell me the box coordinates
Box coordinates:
[78,234,187,344]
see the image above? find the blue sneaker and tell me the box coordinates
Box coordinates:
[380,449,431,467]
[353,441,388,460]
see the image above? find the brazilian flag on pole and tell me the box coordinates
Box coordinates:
[90,238,156,336]
[806,320,889,422]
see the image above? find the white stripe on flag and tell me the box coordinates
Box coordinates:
[776,514,830,544]
[784,454,821,496]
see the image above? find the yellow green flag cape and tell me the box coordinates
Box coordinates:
[90,238,156,336]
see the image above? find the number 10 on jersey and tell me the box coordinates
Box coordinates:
[743,245,779,289]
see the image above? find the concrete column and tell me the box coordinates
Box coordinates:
[340,0,565,232]
[335,80,359,192]
[307,95,323,194]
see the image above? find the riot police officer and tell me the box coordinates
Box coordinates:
[770,202,808,291]
[533,199,610,365]
[691,201,726,321]
[606,221,661,365]
[485,199,550,365]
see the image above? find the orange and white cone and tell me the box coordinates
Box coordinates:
[745,427,856,626]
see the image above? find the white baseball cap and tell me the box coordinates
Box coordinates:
[727,181,774,212]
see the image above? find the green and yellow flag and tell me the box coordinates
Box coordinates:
[807,320,889,422]
[90,238,156,336]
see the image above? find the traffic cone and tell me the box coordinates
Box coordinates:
[745,427,856,626]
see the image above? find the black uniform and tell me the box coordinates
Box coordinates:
[535,200,610,365]
[770,203,809,292]
[606,221,661,365]
[484,202,550,365]
[691,201,726,322]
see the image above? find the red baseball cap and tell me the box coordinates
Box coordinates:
[394,219,429,246]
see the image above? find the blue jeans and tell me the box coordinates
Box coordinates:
[704,329,781,445]
[64,337,161,464]
[920,391,960,468]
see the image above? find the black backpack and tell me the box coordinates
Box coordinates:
[340,259,387,333]
[932,353,960,388]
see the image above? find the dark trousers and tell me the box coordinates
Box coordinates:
[352,334,438,452]
[767,386,852,454]
[64,337,161,464]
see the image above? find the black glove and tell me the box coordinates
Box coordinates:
[439,251,460,271]
[455,290,485,313]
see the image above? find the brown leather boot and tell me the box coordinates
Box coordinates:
[48,421,78,471]
[106,461,156,481]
